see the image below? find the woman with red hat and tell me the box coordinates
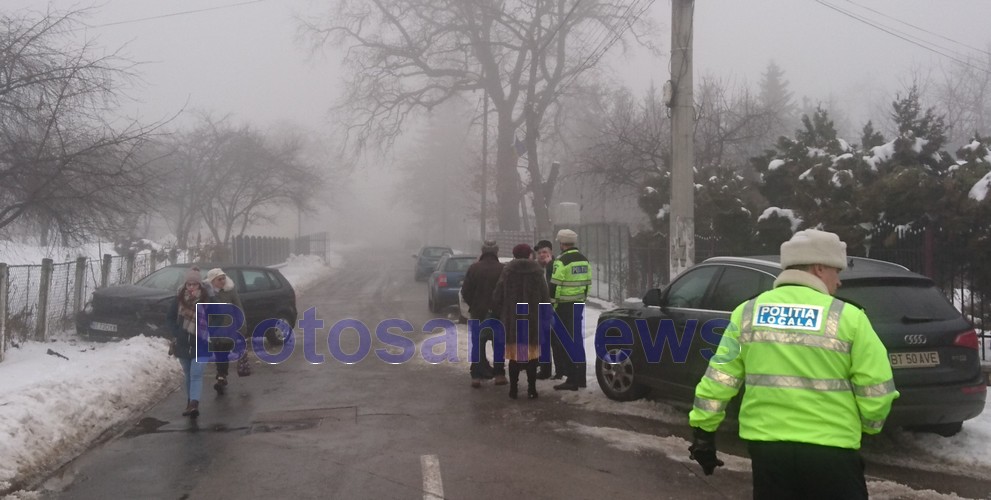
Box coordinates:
[491,244,551,399]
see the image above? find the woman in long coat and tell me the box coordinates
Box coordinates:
[166,267,211,418]
[491,244,551,399]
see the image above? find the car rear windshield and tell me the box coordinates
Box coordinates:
[423,247,452,258]
[445,258,475,272]
[836,279,961,324]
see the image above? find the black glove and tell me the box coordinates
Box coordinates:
[689,427,724,475]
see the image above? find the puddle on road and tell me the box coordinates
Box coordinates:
[249,406,357,434]
[122,417,169,437]
[123,417,248,437]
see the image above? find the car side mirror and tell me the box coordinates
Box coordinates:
[643,288,663,307]
[412,254,418,259]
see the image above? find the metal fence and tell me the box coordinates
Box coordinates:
[0,250,193,362]
[487,224,630,304]
[0,234,327,362]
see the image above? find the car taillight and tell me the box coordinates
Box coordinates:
[953,329,979,350]
[437,274,448,287]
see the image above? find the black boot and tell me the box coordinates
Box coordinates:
[574,362,587,388]
[508,361,520,399]
[526,360,538,399]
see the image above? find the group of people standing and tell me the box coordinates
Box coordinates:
[460,228,592,400]
[166,266,246,419]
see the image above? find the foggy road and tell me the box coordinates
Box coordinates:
[38,247,991,499]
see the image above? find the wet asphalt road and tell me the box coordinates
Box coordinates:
[37,246,991,499]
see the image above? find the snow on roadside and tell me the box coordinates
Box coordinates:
[0,336,179,494]
[273,253,338,293]
[566,423,977,499]
[0,251,341,496]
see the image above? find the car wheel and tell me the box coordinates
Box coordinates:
[264,315,294,346]
[428,295,438,314]
[596,348,648,401]
[909,421,963,437]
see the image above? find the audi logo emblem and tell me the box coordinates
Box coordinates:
[903,334,927,345]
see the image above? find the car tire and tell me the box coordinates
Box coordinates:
[596,348,648,401]
[264,315,294,346]
[428,296,439,314]
[909,421,963,437]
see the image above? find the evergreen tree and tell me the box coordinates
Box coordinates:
[758,61,795,120]
[758,61,797,144]
[860,121,885,151]
[858,86,954,241]
[753,107,867,248]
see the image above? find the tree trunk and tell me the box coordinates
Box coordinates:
[495,114,521,231]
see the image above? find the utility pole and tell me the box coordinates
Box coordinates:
[481,89,488,241]
[668,0,695,279]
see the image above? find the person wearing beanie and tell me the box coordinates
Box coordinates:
[165,266,211,419]
[461,239,506,387]
[491,243,550,399]
[532,239,556,379]
[550,229,591,391]
[687,229,898,499]
[205,268,246,394]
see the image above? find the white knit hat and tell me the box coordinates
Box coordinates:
[206,268,227,282]
[780,229,848,270]
[556,229,578,244]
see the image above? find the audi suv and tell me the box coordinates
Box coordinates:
[595,255,986,436]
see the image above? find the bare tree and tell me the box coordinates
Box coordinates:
[926,51,991,146]
[0,8,161,243]
[149,124,222,249]
[300,0,651,231]
[196,121,324,247]
[575,86,668,192]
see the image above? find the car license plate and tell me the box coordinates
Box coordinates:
[90,321,118,332]
[889,351,940,369]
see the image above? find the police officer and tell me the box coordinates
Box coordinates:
[688,229,899,499]
[550,229,591,391]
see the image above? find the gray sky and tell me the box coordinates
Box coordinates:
[9,0,991,132]
[8,0,991,241]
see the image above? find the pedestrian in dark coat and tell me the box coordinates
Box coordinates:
[166,266,210,418]
[205,267,245,394]
[533,239,556,379]
[461,240,506,387]
[492,243,551,399]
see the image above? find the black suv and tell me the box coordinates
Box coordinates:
[76,263,297,344]
[595,256,986,436]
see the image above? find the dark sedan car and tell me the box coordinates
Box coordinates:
[427,254,476,313]
[413,245,453,281]
[595,255,986,436]
[76,263,297,344]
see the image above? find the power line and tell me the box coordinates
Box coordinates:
[814,0,989,74]
[79,0,274,30]
[841,0,991,58]
[559,0,655,93]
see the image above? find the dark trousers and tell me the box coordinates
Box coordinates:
[747,441,868,500]
[209,338,234,378]
[470,322,505,379]
[553,302,586,387]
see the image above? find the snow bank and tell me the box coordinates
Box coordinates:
[0,336,180,494]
